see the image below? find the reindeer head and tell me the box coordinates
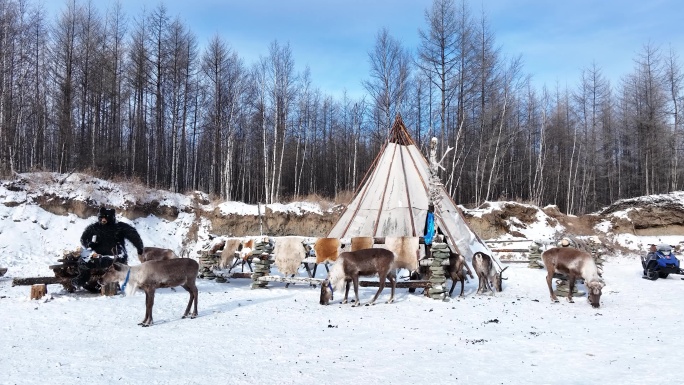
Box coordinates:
[586,280,605,308]
[319,278,333,305]
[493,266,509,292]
[100,262,126,285]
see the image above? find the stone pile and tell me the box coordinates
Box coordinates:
[527,241,544,269]
[198,250,220,280]
[250,238,275,289]
[426,242,449,301]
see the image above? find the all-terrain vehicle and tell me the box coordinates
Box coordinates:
[642,243,683,280]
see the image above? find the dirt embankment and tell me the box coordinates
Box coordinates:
[11,170,684,247]
[206,207,342,237]
[30,191,342,240]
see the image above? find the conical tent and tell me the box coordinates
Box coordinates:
[328,114,492,261]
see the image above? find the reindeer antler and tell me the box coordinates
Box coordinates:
[500,266,509,280]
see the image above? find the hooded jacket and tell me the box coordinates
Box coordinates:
[80,207,144,257]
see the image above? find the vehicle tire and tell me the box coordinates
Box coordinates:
[658,271,669,279]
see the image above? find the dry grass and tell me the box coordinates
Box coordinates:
[333,190,354,205]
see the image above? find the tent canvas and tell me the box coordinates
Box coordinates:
[328,115,493,262]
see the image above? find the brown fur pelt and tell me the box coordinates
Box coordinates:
[273,236,308,277]
[238,238,256,260]
[314,238,342,264]
[351,237,374,251]
[382,236,419,271]
[218,238,243,269]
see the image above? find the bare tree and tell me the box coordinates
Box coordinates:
[664,46,683,189]
[127,7,151,179]
[363,27,410,136]
[417,0,460,151]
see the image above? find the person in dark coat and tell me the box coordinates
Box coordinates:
[73,207,144,289]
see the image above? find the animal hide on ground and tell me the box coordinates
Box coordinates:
[314,238,342,264]
[351,237,374,251]
[273,236,308,276]
[382,237,419,271]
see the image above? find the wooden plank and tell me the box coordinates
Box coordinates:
[336,237,427,246]
[358,280,431,289]
[491,248,529,253]
[486,239,531,243]
[257,275,325,285]
[12,276,62,286]
[216,272,252,279]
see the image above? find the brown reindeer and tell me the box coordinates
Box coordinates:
[445,252,473,297]
[542,247,604,308]
[100,258,199,327]
[419,252,472,297]
[138,247,179,263]
[320,248,397,307]
[472,252,508,295]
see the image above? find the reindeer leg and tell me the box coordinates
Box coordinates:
[191,283,198,318]
[141,288,155,327]
[182,283,198,319]
[458,274,465,297]
[342,280,351,304]
[566,275,576,303]
[351,276,362,307]
[547,270,559,303]
[386,270,396,304]
[448,274,456,297]
[367,272,387,306]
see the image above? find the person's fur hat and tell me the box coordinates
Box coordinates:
[97,207,116,223]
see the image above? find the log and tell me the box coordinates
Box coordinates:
[101,282,119,296]
[257,275,325,285]
[485,239,531,243]
[30,284,47,300]
[218,272,252,279]
[12,276,62,286]
[358,280,431,289]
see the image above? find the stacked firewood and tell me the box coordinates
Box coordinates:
[52,248,84,288]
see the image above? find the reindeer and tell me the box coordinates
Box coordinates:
[419,251,472,297]
[542,247,604,308]
[320,248,397,307]
[138,247,179,263]
[100,258,199,327]
[445,252,473,297]
[472,252,508,295]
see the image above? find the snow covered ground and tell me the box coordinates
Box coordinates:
[1,256,681,385]
[1,173,683,384]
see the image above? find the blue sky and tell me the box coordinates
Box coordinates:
[45,0,684,99]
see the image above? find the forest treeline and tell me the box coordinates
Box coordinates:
[0,0,681,214]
